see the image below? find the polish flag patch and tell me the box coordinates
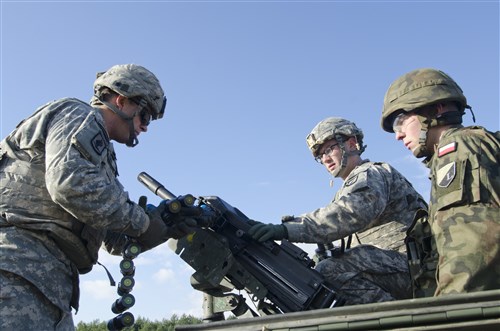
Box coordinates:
[438,142,457,157]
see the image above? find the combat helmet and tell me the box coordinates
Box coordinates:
[381,68,467,133]
[92,64,166,120]
[381,68,471,158]
[306,117,365,156]
[306,117,366,177]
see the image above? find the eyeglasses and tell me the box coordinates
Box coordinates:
[392,113,411,133]
[131,98,152,126]
[314,143,339,164]
[139,109,152,126]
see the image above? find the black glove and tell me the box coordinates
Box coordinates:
[193,204,217,227]
[166,215,198,239]
[136,205,169,250]
[159,199,217,228]
[153,202,199,239]
[247,221,288,242]
[247,219,260,226]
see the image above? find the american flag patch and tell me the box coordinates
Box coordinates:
[438,142,457,157]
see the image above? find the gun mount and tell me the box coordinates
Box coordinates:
[138,172,342,319]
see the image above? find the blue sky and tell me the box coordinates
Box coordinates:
[1,0,499,325]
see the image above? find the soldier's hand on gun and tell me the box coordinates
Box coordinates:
[149,201,197,239]
[247,221,288,242]
[192,204,217,227]
[152,198,215,237]
[135,204,170,250]
[164,199,216,227]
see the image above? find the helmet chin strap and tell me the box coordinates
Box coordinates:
[330,134,347,178]
[125,123,139,147]
[413,110,464,158]
[328,167,342,189]
[331,134,364,178]
[412,114,430,158]
[97,95,139,147]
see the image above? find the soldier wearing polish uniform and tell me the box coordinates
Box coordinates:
[381,68,500,296]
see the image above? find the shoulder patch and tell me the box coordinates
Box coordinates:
[437,162,456,188]
[91,132,106,155]
[71,112,109,165]
[438,142,457,157]
[345,174,358,187]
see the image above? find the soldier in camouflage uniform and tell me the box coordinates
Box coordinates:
[0,64,201,330]
[381,68,500,296]
[248,117,428,305]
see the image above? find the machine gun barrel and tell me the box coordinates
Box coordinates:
[138,172,176,200]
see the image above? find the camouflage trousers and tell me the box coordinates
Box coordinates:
[0,270,75,331]
[315,245,412,305]
[432,206,500,295]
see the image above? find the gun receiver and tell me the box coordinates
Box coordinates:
[138,172,341,317]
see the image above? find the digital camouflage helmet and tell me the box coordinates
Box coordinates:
[306,117,366,177]
[91,64,166,147]
[92,64,166,120]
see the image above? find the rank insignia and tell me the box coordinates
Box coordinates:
[437,162,456,188]
[91,132,106,155]
[438,142,457,157]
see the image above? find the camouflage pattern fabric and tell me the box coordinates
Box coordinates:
[426,126,500,295]
[315,245,412,304]
[0,228,75,331]
[91,64,166,120]
[285,160,427,250]
[381,68,468,133]
[284,160,427,303]
[0,98,150,326]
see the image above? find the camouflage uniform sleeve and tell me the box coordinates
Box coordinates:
[44,102,149,236]
[284,163,390,243]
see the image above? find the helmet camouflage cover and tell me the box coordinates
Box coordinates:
[306,117,364,157]
[92,64,166,120]
[381,68,467,132]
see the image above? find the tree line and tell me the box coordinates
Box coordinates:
[75,314,203,331]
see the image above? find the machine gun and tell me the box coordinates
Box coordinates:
[138,172,342,319]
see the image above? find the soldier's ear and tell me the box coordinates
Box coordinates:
[346,137,357,151]
[115,95,127,110]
